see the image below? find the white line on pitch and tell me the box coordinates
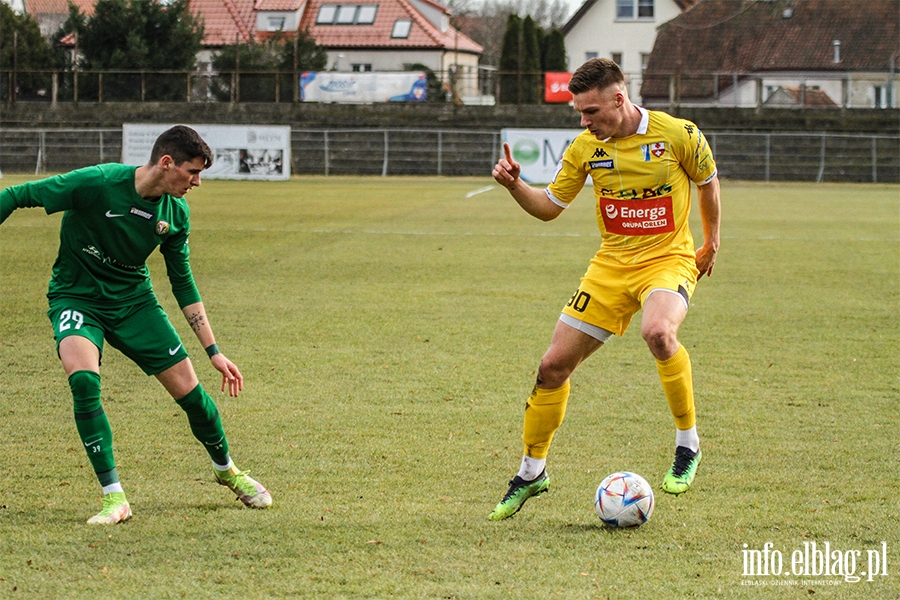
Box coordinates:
[465,185,496,198]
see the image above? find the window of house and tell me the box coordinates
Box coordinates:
[317,4,337,23]
[336,5,357,23]
[267,16,286,31]
[585,51,599,61]
[357,5,377,23]
[617,0,653,19]
[873,85,886,108]
[611,52,623,68]
[640,52,651,73]
[392,19,411,38]
[352,63,373,72]
[317,4,379,25]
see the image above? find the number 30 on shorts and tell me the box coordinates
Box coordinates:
[59,309,85,331]
[567,289,591,313]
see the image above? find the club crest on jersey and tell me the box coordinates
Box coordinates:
[641,143,666,161]
[156,220,170,236]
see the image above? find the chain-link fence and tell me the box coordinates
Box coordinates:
[1,128,897,183]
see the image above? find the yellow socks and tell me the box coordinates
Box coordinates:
[522,380,570,460]
[656,344,696,430]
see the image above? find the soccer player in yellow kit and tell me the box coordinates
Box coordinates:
[488,58,721,520]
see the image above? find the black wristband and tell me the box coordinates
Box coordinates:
[205,343,220,358]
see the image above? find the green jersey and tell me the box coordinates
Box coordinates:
[1,163,201,308]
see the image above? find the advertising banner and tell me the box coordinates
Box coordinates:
[544,72,573,103]
[122,124,291,180]
[502,128,584,184]
[300,72,427,103]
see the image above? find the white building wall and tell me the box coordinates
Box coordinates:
[564,0,684,102]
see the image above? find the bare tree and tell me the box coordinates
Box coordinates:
[448,0,571,66]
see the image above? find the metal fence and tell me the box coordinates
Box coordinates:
[1,128,897,183]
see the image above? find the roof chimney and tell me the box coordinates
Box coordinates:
[833,40,841,63]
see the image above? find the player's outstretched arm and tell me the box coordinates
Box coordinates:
[181,301,244,397]
[695,175,721,279]
[493,142,565,222]
[1,185,45,224]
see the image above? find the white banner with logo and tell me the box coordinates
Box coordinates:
[300,72,427,103]
[122,124,291,180]
[501,128,584,184]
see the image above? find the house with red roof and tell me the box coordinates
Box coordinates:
[10,0,483,100]
[641,0,899,108]
[14,0,95,36]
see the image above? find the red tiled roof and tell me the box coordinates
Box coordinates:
[25,0,95,17]
[190,0,256,45]
[298,0,481,53]
[643,0,900,98]
[254,0,305,11]
[776,86,839,108]
[26,0,481,54]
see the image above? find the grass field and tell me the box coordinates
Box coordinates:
[1,175,898,599]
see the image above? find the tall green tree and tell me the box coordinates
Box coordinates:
[59,0,204,100]
[520,15,541,103]
[73,0,203,70]
[541,28,567,72]
[498,13,521,104]
[0,3,56,99]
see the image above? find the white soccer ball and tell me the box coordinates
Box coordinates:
[594,471,655,527]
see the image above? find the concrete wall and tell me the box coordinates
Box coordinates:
[1,101,898,133]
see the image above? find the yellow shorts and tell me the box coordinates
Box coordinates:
[560,254,698,339]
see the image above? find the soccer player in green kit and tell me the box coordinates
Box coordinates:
[1,125,271,524]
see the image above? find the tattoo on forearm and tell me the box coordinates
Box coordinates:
[188,311,206,332]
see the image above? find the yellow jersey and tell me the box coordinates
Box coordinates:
[546,107,716,265]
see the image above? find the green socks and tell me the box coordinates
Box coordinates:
[69,370,118,486]
[175,384,230,465]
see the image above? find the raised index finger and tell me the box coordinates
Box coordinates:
[503,142,513,163]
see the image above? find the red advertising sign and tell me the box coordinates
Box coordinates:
[544,72,573,103]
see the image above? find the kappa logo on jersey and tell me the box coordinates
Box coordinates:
[601,196,675,236]
[590,159,614,169]
[592,148,609,158]
[130,206,154,220]
[156,220,170,236]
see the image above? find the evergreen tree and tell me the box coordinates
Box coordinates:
[541,28,567,72]
[520,15,541,103]
[58,0,203,100]
[76,0,203,71]
[0,3,56,99]
[498,13,521,104]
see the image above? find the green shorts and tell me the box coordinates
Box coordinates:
[47,296,189,375]
[560,253,698,339]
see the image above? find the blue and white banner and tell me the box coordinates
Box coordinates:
[501,128,583,184]
[122,124,291,181]
[300,72,427,103]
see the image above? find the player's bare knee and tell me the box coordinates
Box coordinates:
[536,359,572,389]
[642,327,677,357]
